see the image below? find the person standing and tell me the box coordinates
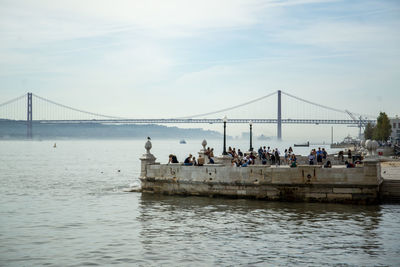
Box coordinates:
[308,151,315,165]
[275,148,281,166]
[284,149,288,165]
[347,149,352,163]
[322,148,328,164]
[316,147,323,165]
[258,147,263,160]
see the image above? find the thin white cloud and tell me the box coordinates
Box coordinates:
[273,21,400,52]
[0,0,262,45]
[1,0,400,140]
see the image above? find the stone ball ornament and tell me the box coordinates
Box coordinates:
[371,140,378,150]
[145,140,152,153]
[365,139,379,157]
[202,139,207,149]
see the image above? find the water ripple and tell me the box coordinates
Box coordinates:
[1,140,400,266]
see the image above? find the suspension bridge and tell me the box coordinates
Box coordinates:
[0,90,375,139]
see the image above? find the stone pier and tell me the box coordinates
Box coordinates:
[139,140,384,204]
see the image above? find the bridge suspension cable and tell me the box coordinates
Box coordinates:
[281,91,347,114]
[0,93,26,108]
[281,91,374,119]
[176,91,277,119]
[32,93,125,120]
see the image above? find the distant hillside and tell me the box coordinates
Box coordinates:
[0,120,221,140]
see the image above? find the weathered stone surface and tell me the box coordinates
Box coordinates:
[333,188,362,194]
[140,151,383,204]
[305,193,327,199]
[362,188,379,194]
[327,193,353,200]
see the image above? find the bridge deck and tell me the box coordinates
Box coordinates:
[33,118,376,125]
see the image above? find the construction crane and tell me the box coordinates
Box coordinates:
[345,110,372,139]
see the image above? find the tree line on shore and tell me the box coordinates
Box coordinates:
[364,112,392,141]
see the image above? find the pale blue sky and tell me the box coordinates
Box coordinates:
[0,0,399,140]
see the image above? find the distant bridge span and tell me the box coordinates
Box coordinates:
[37,118,375,125]
[0,91,376,139]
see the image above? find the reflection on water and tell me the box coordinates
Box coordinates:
[0,140,399,266]
[138,194,398,266]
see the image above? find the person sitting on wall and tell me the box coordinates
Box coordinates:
[233,158,241,167]
[324,160,332,168]
[249,152,256,164]
[290,153,297,164]
[168,154,179,164]
[192,156,197,166]
[308,152,315,165]
[241,159,249,167]
[210,148,214,158]
[290,161,297,168]
[184,154,193,166]
[208,155,214,164]
[232,148,237,158]
[262,157,267,165]
[345,160,355,168]
[205,147,211,157]
[168,154,173,164]
[197,155,205,166]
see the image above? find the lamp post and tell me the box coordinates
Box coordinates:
[249,120,253,151]
[223,116,227,155]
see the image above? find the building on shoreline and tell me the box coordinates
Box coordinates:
[390,116,400,143]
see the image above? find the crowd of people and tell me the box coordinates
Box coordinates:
[307,147,328,165]
[168,147,216,166]
[168,145,361,169]
[168,145,301,168]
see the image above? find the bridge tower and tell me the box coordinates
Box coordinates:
[27,92,32,139]
[277,90,282,140]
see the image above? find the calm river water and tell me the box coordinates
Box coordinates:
[1,139,399,266]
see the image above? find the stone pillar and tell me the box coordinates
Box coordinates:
[363,159,381,184]
[363,140,381,184]
[140,140,156,178]
[198,139,207,165]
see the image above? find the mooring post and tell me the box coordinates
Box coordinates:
[277,90,282,140]
[27,92,33,139]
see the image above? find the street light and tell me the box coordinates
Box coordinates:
[249,120,253,151]
[223,116,227,155]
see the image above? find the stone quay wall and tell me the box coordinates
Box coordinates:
[139,140,383,204]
